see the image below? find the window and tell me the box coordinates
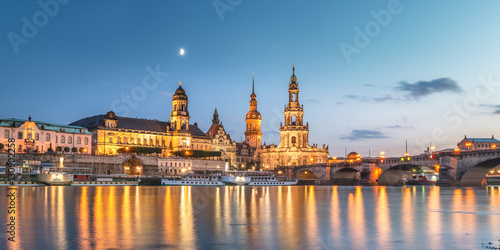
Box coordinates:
[109,137,112,143]
[61,136,65,143]
[18,132,23,139]
[55,136,58,143]
[68,137,72,144]
[46,133,51,141]
[4,130,9,138]
[35,133,39,141]
[84,138,88,145]
[27,133,32,139]
[291,136,297,144]
[77,137,81,144]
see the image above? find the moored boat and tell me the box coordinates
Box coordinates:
[161,174,223,186]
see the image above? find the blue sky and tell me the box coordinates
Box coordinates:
[2,0,500,157]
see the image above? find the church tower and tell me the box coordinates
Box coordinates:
[245,73,262,149]
[279,65,309,148]
[171,82,190,131]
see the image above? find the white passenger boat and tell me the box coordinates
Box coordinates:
[161,174,224,186]
[222,171,298,186]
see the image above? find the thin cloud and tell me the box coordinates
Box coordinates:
[395,78,462,100]
[385,125,413,129]
[339,129,389,141]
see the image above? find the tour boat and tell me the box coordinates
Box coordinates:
[404,173,438,185]
[161,174,224,186]
[222,171,298,186]
[71,175,141,186]
[485,174,500,186]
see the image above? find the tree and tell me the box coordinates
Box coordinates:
[71,147,78,153]
[0,143,4,150]
[64,147,70,153]
[56,146,62,152]
[79,148,86,153]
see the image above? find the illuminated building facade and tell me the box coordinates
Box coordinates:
[70,83,212,156]
[457,135,500,151]
[206,108,236,164]
[260,66,329,169]
[0,116,92,154]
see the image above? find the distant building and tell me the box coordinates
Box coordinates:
[158,157,225,175]
[260,66,329,169]
[71,82,212,156]
[206,108,236,165]
[235,141,259,170]
[0,116,91,154]
[457,135,500,151]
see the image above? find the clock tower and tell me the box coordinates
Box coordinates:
[245,73,262,149]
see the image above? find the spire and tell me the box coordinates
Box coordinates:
[250,73,257,100]
[28,115,32,122]
[252,72,255,95]
[212,107,220,124]
[290,65,297,83]
[179,81,182,87]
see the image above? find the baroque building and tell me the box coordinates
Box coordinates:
[0,116,92,154]
[206,108,236,165]
[71,82,212,156]
[260,66,329,169]
[245,73,262,149]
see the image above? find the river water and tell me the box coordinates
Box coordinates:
[1,186,500,250]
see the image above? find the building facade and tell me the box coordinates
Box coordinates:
[158,157,226,175]
[260,66,329,169]
[207,108,236,165]
[70,82,212,156]
[457,136,500,151]
[0,116,92,154]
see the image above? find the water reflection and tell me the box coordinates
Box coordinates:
[1,186,500,249]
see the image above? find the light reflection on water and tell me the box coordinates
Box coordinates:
[1,186,500,250]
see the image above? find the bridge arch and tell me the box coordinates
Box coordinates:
[123,157,144,175]
[458,158,500,186]
[331,168,360,185]
[377,164,415,186]
[297,169,316,179]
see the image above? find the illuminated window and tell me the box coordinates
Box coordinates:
[35,133,39,141]
[77,137,81,144]
[18,132,23,139]
[46,133,50,141]
[84,138,88,145]
[61,136,65,143]
[68,137,72,144]
[4,130,9,138]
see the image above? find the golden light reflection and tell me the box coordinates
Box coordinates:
[305,186,318,247]
[329,186,341,246]
[401,187,415,245]
[347,186,366,249]
[375,187,391,245]
[7,187,21,250]
[179,186,195,247]
[427,186,442,247]
[78,187,91,249]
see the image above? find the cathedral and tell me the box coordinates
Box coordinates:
[259,66,329,169]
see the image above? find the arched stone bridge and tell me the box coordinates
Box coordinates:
[281,149,500,186]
